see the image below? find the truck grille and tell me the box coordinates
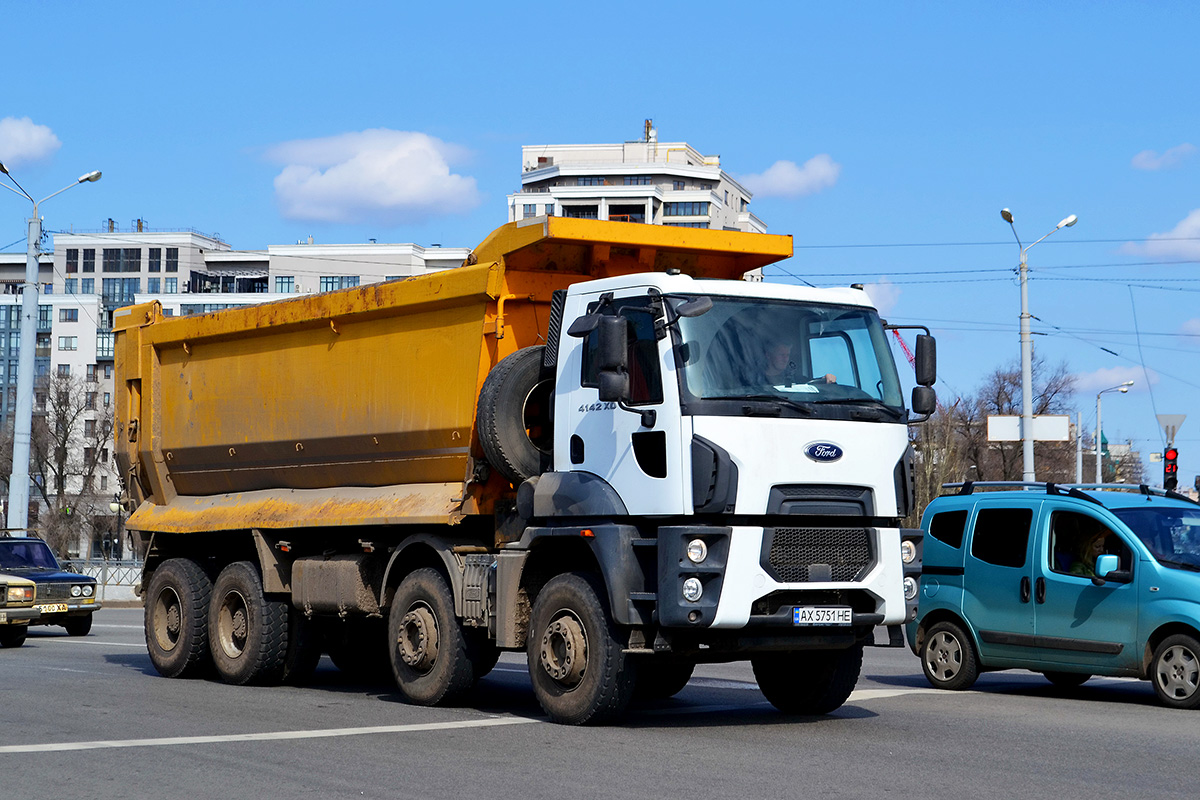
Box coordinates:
[764,527,873,583]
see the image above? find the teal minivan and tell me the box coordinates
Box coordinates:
[907,482,1200,709]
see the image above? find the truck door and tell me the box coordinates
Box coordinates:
[1034,509,1140,671]
[962,502,1040,668]
[558,292,686,515]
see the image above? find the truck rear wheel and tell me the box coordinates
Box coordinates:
[752,644,863,715]
[208,561,289,685]
[145,557,213,679]
[527,572,636,725]
[477,346,553,485]
[280,608,323,685]
[388,568,476,705]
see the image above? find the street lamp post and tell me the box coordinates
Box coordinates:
[1001,208,1078,482]
[0,163,101,532]
[1096,381,1134,483]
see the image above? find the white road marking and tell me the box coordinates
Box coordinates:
[0,717,539,754]
[40,640,145,648]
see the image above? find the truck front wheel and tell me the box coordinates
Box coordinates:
[388,568,476,705]
[752,643,863,715]
[145,558,213,679]
[527,573,636,725]
[208,561,289,685]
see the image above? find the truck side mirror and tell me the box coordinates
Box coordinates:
[915,334,936,387]
[596,315,629,402]
[911,385,936,416]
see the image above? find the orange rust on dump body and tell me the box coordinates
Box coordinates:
[112,218,792,533]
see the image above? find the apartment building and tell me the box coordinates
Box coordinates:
[507,122,766,234]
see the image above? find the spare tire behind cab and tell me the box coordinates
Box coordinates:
[477,346,553,485]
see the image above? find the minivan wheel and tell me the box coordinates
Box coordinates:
[1151,634,1200,709]
[921,621,979,691]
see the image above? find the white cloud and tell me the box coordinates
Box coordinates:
[266,129,481,225]
[1131,143,1195,171]
[1072,366,1155,394]
[862,278,900,316]
[1120,208,1200,260]
[740,154,841,199]
[1178,318,1200,344]
[0,117,61,168]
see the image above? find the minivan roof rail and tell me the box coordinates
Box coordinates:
[943,481,1198,506]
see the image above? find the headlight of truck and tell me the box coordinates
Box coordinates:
[901,540,916,564]
[686,539,708,564]
[903,576,918,601]
[8,586,33,603]
[82,585,94,597]
[71,585,82,597]
[682,577,703,603]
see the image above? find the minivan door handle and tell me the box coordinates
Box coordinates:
[1035,577,1046,604]
[1020,576,1031,603]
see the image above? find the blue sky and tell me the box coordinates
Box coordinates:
[3,1,1198,484]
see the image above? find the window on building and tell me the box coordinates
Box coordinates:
[545,204,555,216]
[35,333,50,357]
[663,202,710,217]
[123,248,141,272]
[38,305,51,328]
[97,332,114,359]
[103,392,110,407]
[84,419,95,437]
[147,278,161,294]
[81,278,94,294]
[563,205,599,219]
[59,309,79,323]
[576,177,604,186]
[165,248,179,272]
[66,249,79,274]
[102,248,121,273]
[85,392,96,410]
[104,364,113,380]
[86,364,97,382]
[84,447,94,464]
[673,180,685,190]
[319,276,360,292]
[523,203,536,217]
[101,475,108,491]
[56,364,70,377]
[275,276,294,293]
[148,248,161,272]
[700,183,713,190]
[165,278,177,293]
[36,391,46,410]
[65,279,78,295]
[623,176,652,186]
[80,249,95,273]
[663,221,709,228]
[8,332,18,356]
[58,335,78,351]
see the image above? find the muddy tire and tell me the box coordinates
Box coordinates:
[476,346,553,485]
[0,624,28,648]
[753,644,863,715]
[388,568,476,705]
[145,558,213,679]
[527,572,636,725]
[280,607,323,685]
[208,561,289,685]
[64,613,93,637]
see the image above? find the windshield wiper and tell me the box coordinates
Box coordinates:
[811,397,905,419]
[708,394,815,416]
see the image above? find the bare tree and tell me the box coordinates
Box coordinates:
[29,373,115,558]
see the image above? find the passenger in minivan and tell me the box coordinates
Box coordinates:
[1070,530,1108,577]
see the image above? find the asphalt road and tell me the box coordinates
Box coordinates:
[2,607,1193,800]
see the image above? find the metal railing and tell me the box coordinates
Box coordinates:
[70,558,142,586]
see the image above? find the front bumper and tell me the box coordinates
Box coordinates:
[30,598,100,626]
[0,607,40,624]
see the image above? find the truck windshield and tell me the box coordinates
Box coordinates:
[0,539,60,570]
[1111,506,1200,571]
[670,295,904,417]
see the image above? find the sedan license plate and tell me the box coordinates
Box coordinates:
[37,603,68,614]
[793,606,852,626]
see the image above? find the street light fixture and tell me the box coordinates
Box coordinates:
[0,162,102,532]
[1096,381,1135,483]
[1001,208,1078,482]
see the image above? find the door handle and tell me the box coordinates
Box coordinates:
[1020,576,1031,603]
[1035,577,1046,604]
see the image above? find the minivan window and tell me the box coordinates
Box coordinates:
[971,507,1032,568]
[1112,506,1200,571]
[1048,511,1132,577]
[928,509,968,549]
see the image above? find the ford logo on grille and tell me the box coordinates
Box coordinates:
[804,442,843,462]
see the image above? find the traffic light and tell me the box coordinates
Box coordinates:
[1164,446,1179,491]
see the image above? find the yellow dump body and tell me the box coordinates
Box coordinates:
[113,217,791,534]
